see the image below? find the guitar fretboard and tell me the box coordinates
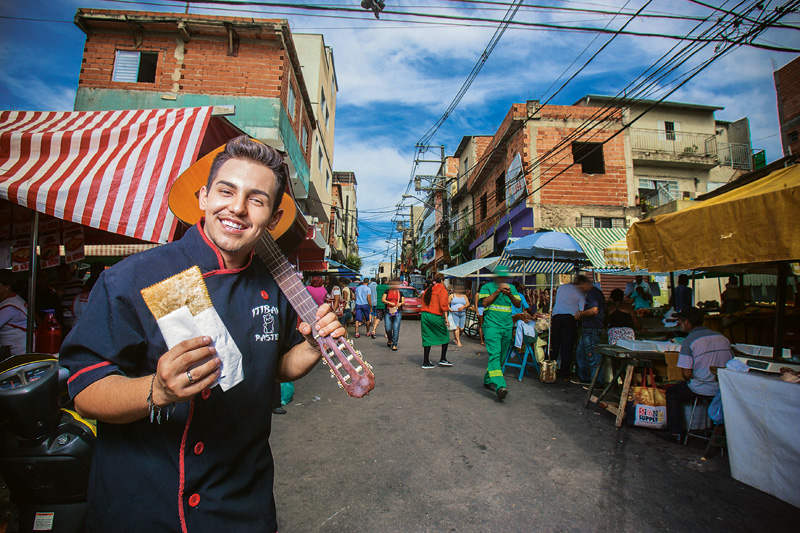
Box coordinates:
[255,234,320,327]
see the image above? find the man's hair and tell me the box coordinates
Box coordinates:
[678,307,705,327]
[610,288,624,302]
[574,274,591,285]
[381,277,387,284]
[362,277,369,283]
[678,274,689,285]
[207,135,289,210]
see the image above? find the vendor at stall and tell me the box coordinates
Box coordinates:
[629,275,653,310]
[659,307,733,444]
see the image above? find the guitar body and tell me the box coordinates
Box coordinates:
[169,141,374,398]
[169,142,308,255]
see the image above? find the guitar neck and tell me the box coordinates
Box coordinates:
[255,233,320,327]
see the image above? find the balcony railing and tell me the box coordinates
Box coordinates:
[630,128,717,158]
[718,142,753,170]
[630,129,753,171]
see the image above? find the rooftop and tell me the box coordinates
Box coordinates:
[575,94,723,112]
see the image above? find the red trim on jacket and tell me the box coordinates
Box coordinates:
[67,361,111,384]
[178,398,196,533]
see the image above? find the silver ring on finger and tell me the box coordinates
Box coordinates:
[186,370,195,384]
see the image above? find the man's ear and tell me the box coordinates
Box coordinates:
[198,185,208,211]
[267,206,284,231]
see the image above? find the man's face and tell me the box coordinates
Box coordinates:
[198,158,283,267]
[635,276,643,284]
[579,281,593,293]
[677,317,691,333]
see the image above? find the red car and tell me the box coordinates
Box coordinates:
[397,286,423,318]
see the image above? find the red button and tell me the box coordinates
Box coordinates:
[194,442,204,455]
[201,388,211,400]
[188,493,201,507]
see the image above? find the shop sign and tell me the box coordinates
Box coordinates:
[475,239,494,259]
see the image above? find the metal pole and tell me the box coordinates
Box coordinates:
[26,211,39,353]
[547,249,554,360]
[773,262,788,362]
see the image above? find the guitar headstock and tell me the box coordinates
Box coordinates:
[317,336,375,398]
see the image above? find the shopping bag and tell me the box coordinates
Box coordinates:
[629,369,666,406]
[280,382,295,406]
[539,359,557,383]
[447,313,457,331]
[626,369,667,428]
[631,404,667,429]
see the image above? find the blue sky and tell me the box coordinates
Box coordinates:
[1,1,798,276]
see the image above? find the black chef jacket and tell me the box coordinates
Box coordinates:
[60,222,305,533]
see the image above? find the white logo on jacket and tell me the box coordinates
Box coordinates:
[252,304,279,342]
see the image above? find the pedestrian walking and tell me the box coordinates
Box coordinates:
[354,278,372,338]
[339,278,353,335]
[370,277,390,338]
[420,273,451,369]
[550,275,593,379]
[382,278,405,351]
[306,276,328,306]
[448,282,470,347]
[477,266,521,401]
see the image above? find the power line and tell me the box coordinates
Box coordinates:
[416,0,524,145]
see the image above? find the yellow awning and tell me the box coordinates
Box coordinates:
[603,238,629,268]
[628,165,800,272]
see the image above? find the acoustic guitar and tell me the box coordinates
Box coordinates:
[169,142,375,398]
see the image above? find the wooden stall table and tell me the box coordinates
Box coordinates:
[583,345,668,428]
[639,325,682,341]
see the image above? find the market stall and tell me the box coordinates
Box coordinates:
[627,163,800,508]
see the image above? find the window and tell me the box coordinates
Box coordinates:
[112,50,158,83]
[317,144,323,172]
[480,194,487,220]
[581,216,625,229]
[320,90,329,129]
[495,173,505,205]
[462,207,469,227]
[638,178,678,207]
[287,84,296,120]
[571,142,605,174]
[326,170,331,191]
[664,121,676,141]
[301,124,308,152]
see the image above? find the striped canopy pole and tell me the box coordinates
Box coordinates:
[547,249,554,362]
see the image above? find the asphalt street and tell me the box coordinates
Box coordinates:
[271,319,799,532]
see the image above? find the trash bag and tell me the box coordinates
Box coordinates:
[280,382,295,406]
[708,391,724,425]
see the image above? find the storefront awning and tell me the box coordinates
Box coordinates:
[0,106,232,244]
[544,227,628,269]
[628,165,800,271]
[497,238,577,274]
[439,257,499,278]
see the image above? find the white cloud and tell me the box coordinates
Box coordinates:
[2,76,76,111]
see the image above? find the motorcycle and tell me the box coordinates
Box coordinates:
[0,353,95,533]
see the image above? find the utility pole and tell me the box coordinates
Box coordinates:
[411,144,448,275]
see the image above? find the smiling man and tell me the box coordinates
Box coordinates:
[60,136,344,532]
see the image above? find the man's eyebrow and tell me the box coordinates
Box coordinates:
[215,180,271,199]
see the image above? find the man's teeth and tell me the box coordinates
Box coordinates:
[222,220,244,230]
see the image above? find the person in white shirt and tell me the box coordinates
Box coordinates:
[0,270,28,356]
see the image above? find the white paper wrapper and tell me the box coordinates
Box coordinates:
[157,305,244,391]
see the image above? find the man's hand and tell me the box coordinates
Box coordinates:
[153,336,221,407]
[298,303,345,345]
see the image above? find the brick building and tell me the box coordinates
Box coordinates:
[72,9,334,257]
[330,171,358,262]
[464,101,635,258]
[775,55,800,157]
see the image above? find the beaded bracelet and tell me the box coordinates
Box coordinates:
[147,373,175,424]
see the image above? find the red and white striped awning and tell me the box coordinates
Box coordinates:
[0,107,213,243]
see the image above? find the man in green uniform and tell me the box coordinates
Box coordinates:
[478,266,521,401]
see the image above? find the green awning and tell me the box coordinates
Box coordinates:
[544,227,628,269]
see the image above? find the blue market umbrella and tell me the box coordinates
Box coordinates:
[502,231,588,359]
[505,231,586,261]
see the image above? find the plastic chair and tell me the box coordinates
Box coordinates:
[683,395,715,446]
[503,334,539,381]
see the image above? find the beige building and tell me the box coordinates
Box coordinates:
[331,171,358,261]
[294,34,338,245]
[377,262,392,280]
[449,136,493,264]
[576,95,753,218]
